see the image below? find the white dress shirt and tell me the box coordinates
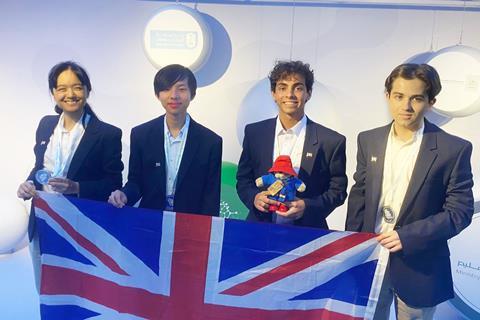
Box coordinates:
[42,112,89,193]
[376,120,424,234]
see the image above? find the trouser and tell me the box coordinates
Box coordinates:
[373,264,436,320]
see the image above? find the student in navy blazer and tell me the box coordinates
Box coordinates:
[346,64,474,319]
[109,64,221,216]
[17,61,123,289]
[237,61,347,228]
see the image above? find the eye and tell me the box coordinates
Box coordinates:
[73,85,84,92]
[295,86,304,92]
[412,96,425,102]
[56,87,67,93]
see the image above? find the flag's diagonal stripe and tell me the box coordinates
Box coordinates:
[209,238,379,311]
[215,230,348,293]
[221,232,376,296]
[41,295,147,320]
[41,265,166,319]
[35,197,128,276]
[36,193,161,284]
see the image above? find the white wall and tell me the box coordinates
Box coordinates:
[0,1,478,318]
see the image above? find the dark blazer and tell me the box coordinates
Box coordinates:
[27,113,124,238]
[236,117,348,229]
[346,119,474,307]
[122,115,222,216]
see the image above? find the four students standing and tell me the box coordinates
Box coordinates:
[17,60,474,319]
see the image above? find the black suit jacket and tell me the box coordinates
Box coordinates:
[122,115,222,216]
[27,114,124,238]
[236,117,348,229]
[346,120,474,307]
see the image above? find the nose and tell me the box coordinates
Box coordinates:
[66,87,76,97]
[170,89,180,99]
[402,98,414,111]
[285,87,295,98]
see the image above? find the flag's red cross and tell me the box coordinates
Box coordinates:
[36,198,371,320]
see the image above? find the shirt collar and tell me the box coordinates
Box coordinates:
[165,113,190,140]
[57,111,86,133]
[389,119,425,145]
[275,115,307,137]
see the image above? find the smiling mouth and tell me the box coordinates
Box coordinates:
[64,100,81,105]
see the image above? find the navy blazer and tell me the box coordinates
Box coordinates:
[27,114,124,238]
[236,117,348,229]
[346,119,474,307]
[122,115,222,216]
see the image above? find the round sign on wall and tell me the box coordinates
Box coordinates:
[426,45,480,117]
[143,4,212,71]
[449,214,480,319]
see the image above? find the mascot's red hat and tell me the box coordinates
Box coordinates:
[268,155,297,177]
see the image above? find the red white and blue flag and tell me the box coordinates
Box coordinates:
[34,192,386,320]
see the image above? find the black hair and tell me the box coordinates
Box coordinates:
[48,61,95,125]
[153,64,197,98]
[385,63,441,101]
[269,60,314,93]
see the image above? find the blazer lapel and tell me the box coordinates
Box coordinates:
[369,125,390,211]
[38,116,58,158]
[149,116,167,198]
[67,116,101,179]
[261,118,277,172]
[298,118,318,180]
[398,122,438,221]
[175,118,200,191]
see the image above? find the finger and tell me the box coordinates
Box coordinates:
[255,202,267,212]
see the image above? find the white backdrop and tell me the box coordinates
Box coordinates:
[0,0,479,318]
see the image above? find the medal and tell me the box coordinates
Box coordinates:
[381,206,396,223]
[35,169,52,185]
[165,194,174,211]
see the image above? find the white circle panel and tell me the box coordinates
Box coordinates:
[427,46,480,117]
[143,5,211,71]
[449,214,480,315]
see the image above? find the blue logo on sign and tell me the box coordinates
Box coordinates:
[150,30,198,49]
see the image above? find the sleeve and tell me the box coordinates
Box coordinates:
[122,127,143,206]
[201,136,222,216]
[27,117,50,190]
[301,135,348,223]
[236,126,259,211]
[345,133,367,232]
[397,141,474,255]
[78,127,124,201]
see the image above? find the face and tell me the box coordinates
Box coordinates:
[272,73,311,120]
[157,79,192,117]
[52,69,88,114]
[387,77,434,133]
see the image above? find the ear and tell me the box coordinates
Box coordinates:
[429,98,436,106]
[271,90,277,101]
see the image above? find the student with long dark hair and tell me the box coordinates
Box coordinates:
[17,61,124,289]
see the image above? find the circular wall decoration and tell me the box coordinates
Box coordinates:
[449,213,480,319]
[426,45,480,117]
[143,4,212,71]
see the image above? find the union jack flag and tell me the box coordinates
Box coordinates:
[34,192,386,320]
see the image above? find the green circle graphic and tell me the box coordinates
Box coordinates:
[220,161,248,220]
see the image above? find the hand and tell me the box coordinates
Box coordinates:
[254,191,279,212]
[17,181,37,200]
[277,198,305,220]
[48,177,80,195]
[108,190,128,208]
[376,231,403,252]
